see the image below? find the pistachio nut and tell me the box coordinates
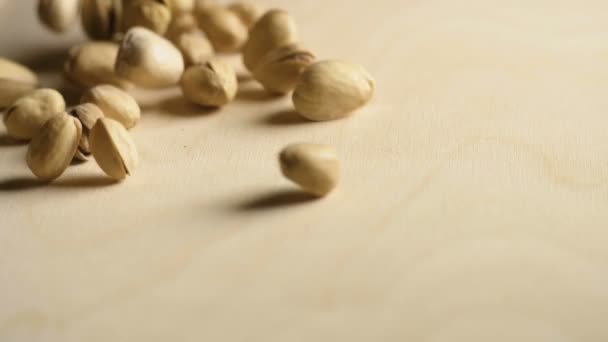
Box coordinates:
[89,117,138,180]
[167,0,195,13]
[123,0,172,35]
[0,58,39,107]
[174,30,214,66]
[166,12,198,42]
[0,58,39,85]
[227,1,262,28]
[3,88,66,140]
[37,0,80,33]
[180,60,237,107]
[197,6,248,53]
[64,42,132,90]
[69,103,105,161]
[279,143,340,197]
[81,84,140,129]
[26,113,82,181]
[253,44,315,94]
[292,60,375,121]
[81,0,123,40]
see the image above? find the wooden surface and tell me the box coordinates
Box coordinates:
[2,0,608,341]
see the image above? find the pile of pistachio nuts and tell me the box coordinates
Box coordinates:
[1,0,374,197]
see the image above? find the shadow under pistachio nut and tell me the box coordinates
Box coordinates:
[3,88,66,140]
[69,103,105,161]
[180,60,237,107]
[197,6,248,53]
[27,113,82,181]
[175,30,215,66]
[123,0,172,35]
[115,27,185,88]
[81,85,140,129]
[253,44,315,95]
[64,42,132,90]
[90,117,138,181]
[279,143,340,197]
[242,9,297,71]
[81,0,123,40]
[227,1,263,29]
[293,60,375,121]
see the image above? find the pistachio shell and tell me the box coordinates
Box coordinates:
[64,42,132,90]
[180,60,237,107]
[26,113,82,181]
[279,143,340,197]
[81,85,140,129]
[3,88,65,140]
[175,30,215,66]
[197,6,248,53]
[227,1,262,28]
[253,44,315,94]
[90,118,138,180]
[123,0,172,35]
[0,79,38,109]
[0,58,39,85]
[81,0,123,40]
[166,12,198,41]
[69,103,105,160]
[38,0,80,33]
[167,0,195,13]
[292,60,375,121]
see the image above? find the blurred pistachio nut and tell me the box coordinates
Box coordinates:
[90,118,138,180]
[197,6,247,53]
[167,0,195,13]
[279,143,339,197]
[180,60,237,107]
[228,1,262,28]
[69,103,105,160]
[81,0,123,40]
[242,9,297,71]
[38,0,80,33]
[115,27,185,88]
[123,0,172,35]
[253,44,315,94]
[293,60,374,121]
[81,85,140,129]
[64,42,132,90]
[0,79,38,110]
[3,88,65,140]
[166,12,198,41]
[27,113,82,181]
[175,30,214,66]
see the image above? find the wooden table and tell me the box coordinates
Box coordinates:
[2,0,608,341]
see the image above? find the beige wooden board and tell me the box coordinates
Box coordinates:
[2,0,608,341]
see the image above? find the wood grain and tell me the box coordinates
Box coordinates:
[1,0,608,341]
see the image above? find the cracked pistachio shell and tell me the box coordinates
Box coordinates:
[253,44,315,95]
[81,0,123,40]
[81,85,140,129]
[3,89,65,140]
[228,1,263,28]
[123,0,172,35]
[38,0,80,33]
[293,60,375,121]
[166,12,198,41]
[197,6,248,53]
[174,30,215,66]
[279,143,339,197]
[64,42,132,90]
[69,103,105,161]
[27,113,82,181]
[115,27,185,88]
[180,60,237,107]
[242,9,297,71]
[90,118,138,180]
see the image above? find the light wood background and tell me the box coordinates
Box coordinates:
[2,0,608,341]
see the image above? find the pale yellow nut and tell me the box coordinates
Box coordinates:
[81,85,140,129]
[227,1,263,28]
[253,44,315,95]
[180,60,237,107]
[0,58,39,85]
[175,30,215,66]
[26,113,82,181]
[90,117,138,181]
[166,12,198,41]
[194,0,215,12]
[279,143,340,197]
[115,27,185,88]
[123,0,172,35]
[0,59,39,108]
[3,88,65,140]
[81,0,123,40]
[37,0,80,33]
[64,42,133,90]
[197,6,248,53]
[293,60,375,121]
[242,9,297,71]
[167,0,195,13]
[69,103,105,161]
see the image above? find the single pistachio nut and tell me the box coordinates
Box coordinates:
[279,143,339,197]
[0,79,38,110]
[227,1,262,28]
[166,12,198,41]
[64,42,132,90]
[3,88,66,140]
[0,58,39,85]
[194,0,215,12]
[26,113,83,181]
[81,85,140,129]
[253,44,315,95]
[197,6,248,53]
[123,0,172,35]
[175,30,214,66]
[38,0,80,33]
[69,103,105,161]
[167,0,195,13]
[115,27,185,88]
[90,117,138,180]
[293,60,374,121]
[180,60,237,107]
[81,0,123,40]
[242,9,297,71]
